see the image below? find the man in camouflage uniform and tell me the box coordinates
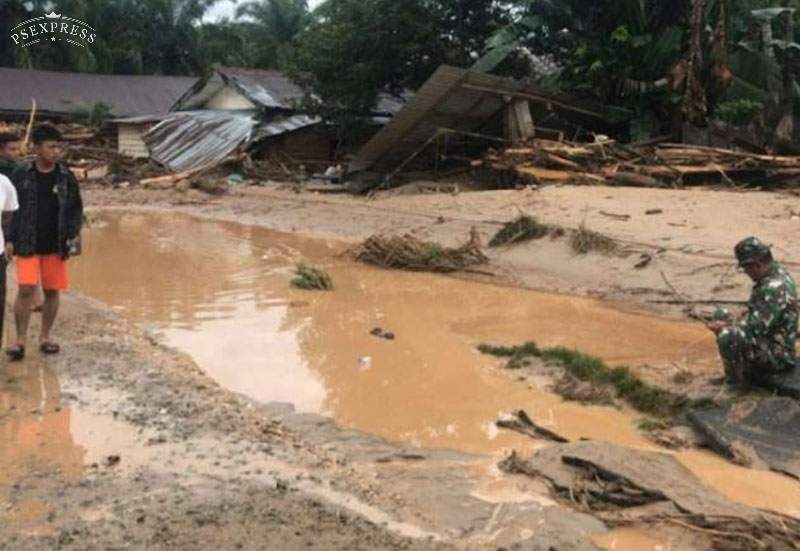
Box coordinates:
[710,237,798,388]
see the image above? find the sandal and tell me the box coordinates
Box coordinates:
[39,342,60,355]
[6,345,25,361]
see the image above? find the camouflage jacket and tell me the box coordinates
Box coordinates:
[743,262,798,369]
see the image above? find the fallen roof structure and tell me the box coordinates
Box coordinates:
[134,110,322,173]
[0,67,197,118]
[142,110,257,173]
[172,66,305,111]
[349,65,624,177]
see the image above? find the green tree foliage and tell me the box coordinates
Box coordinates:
[284,0,516,140]
[72,101,112,129]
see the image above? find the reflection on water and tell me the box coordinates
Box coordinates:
[73,211,719,454]
[0,359,84,533]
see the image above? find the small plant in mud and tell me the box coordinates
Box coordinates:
[421,243,443,262]
[478,341,717,418]
[291,263,333,291]
[569,224,619,255]
[489,215,553,247]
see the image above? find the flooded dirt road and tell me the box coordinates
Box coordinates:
[6,207,800,550]
[72,211,718,455]
[68,210,800,521]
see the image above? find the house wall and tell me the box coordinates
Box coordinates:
[254,126,334,164]
[205,87,257,110]
[280,126,334,161]
[117,123,151,158]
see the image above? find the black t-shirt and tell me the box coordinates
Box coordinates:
[35,168,60,255]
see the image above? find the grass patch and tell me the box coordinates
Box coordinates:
[489,216,552,247]
[478,341,715,418]
[291,263,333,290]
[569,224,619,255]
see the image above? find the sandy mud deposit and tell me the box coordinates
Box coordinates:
[3,196,800,550]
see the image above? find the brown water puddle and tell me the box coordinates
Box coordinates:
[593,528,668,551]
[0,358,121,534]
[68,211,800,518]
[72,211,715,453]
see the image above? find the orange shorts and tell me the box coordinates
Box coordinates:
[16,255,69,291]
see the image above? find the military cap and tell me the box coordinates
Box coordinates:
[734,236,772,266]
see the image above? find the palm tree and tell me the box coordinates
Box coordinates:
[236,0,310,45]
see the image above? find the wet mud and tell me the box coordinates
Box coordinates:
[5,208,799,550]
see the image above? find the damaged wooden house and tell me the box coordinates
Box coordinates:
[348,65,630,191]
[121,66,410,174]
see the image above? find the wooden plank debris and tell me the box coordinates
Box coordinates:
[474,137,800,189]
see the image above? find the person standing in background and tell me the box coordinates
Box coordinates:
[0,132,21,178]
[0,134,19,350]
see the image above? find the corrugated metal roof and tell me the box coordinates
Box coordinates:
[141,111,323,172]
[143,110,256,173]
[0,67,197,117]
[252,114,321,140]
[349,65,613,174]
[219,67,298,109]
[173,66,305,111]
[173,66,412,120]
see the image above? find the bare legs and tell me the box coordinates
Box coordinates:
[13,284,36,349]
[12,285,59,347]
[40,289,59,344]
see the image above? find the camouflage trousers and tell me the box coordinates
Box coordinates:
[717,324,790,386]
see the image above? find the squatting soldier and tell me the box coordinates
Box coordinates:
[709,237,798,388]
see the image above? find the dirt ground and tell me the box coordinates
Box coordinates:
[4,181,799,550]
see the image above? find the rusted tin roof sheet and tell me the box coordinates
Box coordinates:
[143,110,256,172]
[349,65,616,174]
[0,67,197,118]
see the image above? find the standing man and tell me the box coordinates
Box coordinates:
[0,133,20,349]
[709,237,798,389]
[0,132,21,178]
[6,124,83,361]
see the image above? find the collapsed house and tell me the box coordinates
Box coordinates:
[348,65,629,190]
[123,66,411,173]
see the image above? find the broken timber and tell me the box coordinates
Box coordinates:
[496,410,569,443]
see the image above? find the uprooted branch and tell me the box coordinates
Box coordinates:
[352,228,487,273]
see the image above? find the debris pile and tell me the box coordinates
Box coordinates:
[476,138,800,189]
[500,441,800,551]
[64,144,171,184]
[569,224,619,255]
[352,228,487,273]
[488,215,555,247]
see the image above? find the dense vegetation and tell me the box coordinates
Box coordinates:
[3,0,800,143]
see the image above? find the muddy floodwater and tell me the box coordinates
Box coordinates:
[69,211,800,517]
[73,211,714,452]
